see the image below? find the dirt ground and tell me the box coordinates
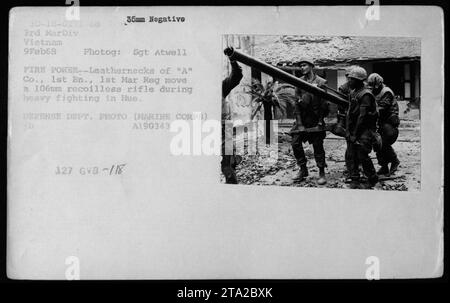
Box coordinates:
[225,122,421,191]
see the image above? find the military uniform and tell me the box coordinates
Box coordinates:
[346,87,379,185]
[373,85,400,172]
[221,61,243,184]
[291,74,329,169]
[338,81,352,176]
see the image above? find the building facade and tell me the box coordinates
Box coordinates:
[223,35,421,121]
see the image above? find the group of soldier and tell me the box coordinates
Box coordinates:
[290,58,400,189]
[221,55,400,189]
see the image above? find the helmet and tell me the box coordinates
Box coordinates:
[344,65,358,76]
[298,57,315,67]
[367,73,384,87]
[347,66,367,81]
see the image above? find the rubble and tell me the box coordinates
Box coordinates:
[226,124,420,191]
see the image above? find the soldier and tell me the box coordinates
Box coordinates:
[367,73,400,175]
[345,66,379,189]
[338,66,359,96]
[291,58,329,185]
[221,51,243,184]
[338,71,352,96]
[338,69,353,180]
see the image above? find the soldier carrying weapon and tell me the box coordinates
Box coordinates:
[221,49,243,184]
[290,58,329,185]
[367,73,400,176]
[338,68,353,180]
[344,66,380,189]
[223,47,351,186]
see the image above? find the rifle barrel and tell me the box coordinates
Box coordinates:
[224,47,349,108]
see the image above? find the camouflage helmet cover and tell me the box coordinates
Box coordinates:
[298,57,315,67]
[367,73,384,87]
[347,66,368,81]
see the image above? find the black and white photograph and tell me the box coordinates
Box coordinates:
[5,5,443,281]
[221,35,421,190]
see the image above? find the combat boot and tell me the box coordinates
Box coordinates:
[317,167,327,185]
[377,165,390,176]
[346,180,361,189]
[342,169,352,183]
[390,159,400,175]
[361,174,379,189]
[293,165,308,181]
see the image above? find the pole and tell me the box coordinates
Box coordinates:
[224,47,349,108]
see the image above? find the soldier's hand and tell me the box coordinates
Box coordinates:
[298,125,306,132]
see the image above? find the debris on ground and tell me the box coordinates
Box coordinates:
[226,125,420,191]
